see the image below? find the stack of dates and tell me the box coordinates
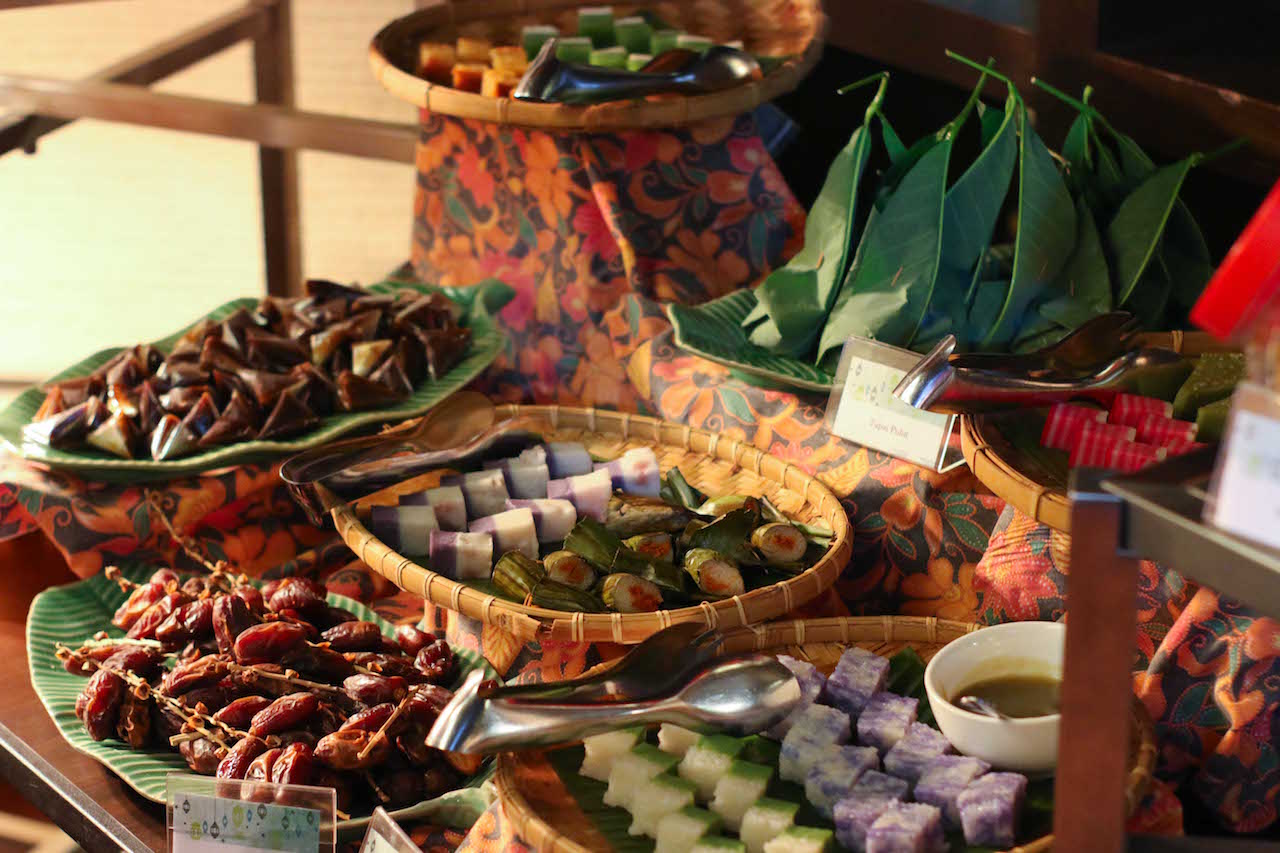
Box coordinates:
[63,568,471,814]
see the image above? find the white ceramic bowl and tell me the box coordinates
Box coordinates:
[924,620,1064,774]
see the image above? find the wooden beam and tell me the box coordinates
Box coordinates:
[252,0,302,297]
[0,73,418,162]
[0,3,268,155]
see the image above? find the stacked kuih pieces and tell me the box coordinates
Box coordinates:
[1041,393,1206,473]
[23,280,471,461]
[580,647,1028,852]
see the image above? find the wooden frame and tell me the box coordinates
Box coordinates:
[0,0,419,296]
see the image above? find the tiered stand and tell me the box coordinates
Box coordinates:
[1058,447,1280,852]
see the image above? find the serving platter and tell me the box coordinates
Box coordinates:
[0,281,507,480]
[25,563,499,832]
[494,616,1157,853]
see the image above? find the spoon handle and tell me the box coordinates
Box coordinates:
[441,694,690,754]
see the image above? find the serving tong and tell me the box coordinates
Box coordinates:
[894,313,1187,415]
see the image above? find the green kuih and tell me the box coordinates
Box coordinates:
[601,573,663,612]
[577,6,615,47]
[650,28,682,55]
[589,46,628,68]
[676,34,714,53]
[492,551,545,600]
[655,807,723,853]
[614,15,653,54]
[1195,396,1233,443]
[627,53,653,71]
[555,36,593,64]
[1172,352,1246,419]
[529,578,604,612]
[522,24,558,60]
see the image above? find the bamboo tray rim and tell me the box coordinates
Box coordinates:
[493,615,1158,853]
[332,404,853,645]
[367,0,827,130]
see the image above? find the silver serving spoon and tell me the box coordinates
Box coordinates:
[513,40,761,105]
[947,312,1141,376]
[478,623,725,704]
[955,695,1013,721]
[429,654,800,754]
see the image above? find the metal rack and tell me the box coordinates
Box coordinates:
[1056,449,1280,852]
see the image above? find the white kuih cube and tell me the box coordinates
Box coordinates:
[679,734,747,800]
[883,722,953,784]
[579,727,643,781]
[692,838,748,853]
[957,771,1027,848]
[740,798,799,853]
[762,825,836,853]
[865,802,945,853]
[914,755,990,827]
[629,773,698,837]
[856,692,918,753]
[821,647,889,716]
[658,724,702,758]
[804,744,878,818]
[710,760,774,831]
[655,806,722,853]
[764,655,826,741]
[603,744,679,809]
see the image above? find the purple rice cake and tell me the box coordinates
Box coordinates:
[821,647,890,717]
[856,693,919,753]
[883,722,953,785]
[914,755,990,827]
[865,802,945,853]
[765,655,827,740]
[833,793,904,853]
[957,771,1027,847]
[779,705,851,783]
[804,744,879,819]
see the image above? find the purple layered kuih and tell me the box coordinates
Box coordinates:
[857,692,919,753]
[883,722,953,785]
[594,447,661,496]
[805,744,879,818]
[400,484,467,531]
[505,498,577,542]
[822,647,890,717]
[779,705,850,782]
[428,529,493,580]
[914,755,990,827]
[442,469,509,518]
[765,655,827,740]
[865,802,945,853]
[957,771,1027,847]
[852,769,910,800]
[834,793,903,853]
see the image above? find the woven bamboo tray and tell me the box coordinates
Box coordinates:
[961,331,1238,533]
[333,405,852,644]
[368,0,826,130]
[494,616,1158,853]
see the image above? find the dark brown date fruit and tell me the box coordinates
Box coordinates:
[267,578,327,620]
[153,705,185,741]
[181,685,233,715]
[213,695,273,729]
[394,625,432,656]
[321,620,383,652]
[315,728,390,770]
[249,692,319,737]
[339,703,395,734]
[414,640,456,684]
[273,730,318,749]
[396,730,436,767]
[274,611,321,641]
[270,742,315,786]
[156,597,215,646]
[75,690,88,719]
[342,674,407,707]
[227,663,294,697]
[374,767,423,807]
[321,605,358,629]
[101,646,163,678]
[180,737,222,774]
[80,668,125,741]
[213,594,258,655]
[126,592,186,640]
[234,585,265,614]
[280,645,354,681]
[347,653,423,682]
[233,622,308,664]
[404,685,453,728]
[217,737,266,780]
[116,691,152,749]
[245,747,282,781]
[259,578,283,600]
[112,582,165,630]
[181,576,213,597]
[62,643,125,676]
[149,568,181,587]
[423,764,460,798]
[161,655,230,696]
[312,770,353,813]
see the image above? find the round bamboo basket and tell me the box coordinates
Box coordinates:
[494,616,1158,853]
[332,405,852,644]
[368,0,826,130]
[962,330,1238,533]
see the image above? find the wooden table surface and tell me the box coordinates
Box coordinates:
[0,531,165,852]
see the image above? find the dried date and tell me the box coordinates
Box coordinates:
[312,770,353,812]
[245,746,282,781]
[342,674,407,707]
[181,685,233,714]
[213,695,273,729]
[126,592,186,640]
[180,737,222,774]
[111,582,165,630]
[321,620,383,652]
[116,691,152,749]
[414,640,456,684]
[149,568,181,587]
[233,585,265,614]
[280,645,353,681]
[394,625,431,656]
[213,594,258,655]
[404,685,452,727]
[346,653,422,682]
[101,646,164,678]
[80,667,125,741]
[161,655,230,696]
[395,730,436,767]
[249,692,319,737]
[227,663,294,697]
[423,764,459,798]
[373,767,423,807]
[155,597,215,646]
[314,728,389,770]
[233,622,308,664]
[216,736,266,780]
[339,703,395,734]
[267,578,327,621]
[321,605,357,629]
[270,742,315,786]
[181,576,213,597]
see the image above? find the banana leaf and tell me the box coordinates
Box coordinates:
[980,114,1077,348]
[686,507,757,557]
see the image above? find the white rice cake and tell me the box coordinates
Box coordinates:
[629,773,698,837]
[655,806,722,853]
[679,734,747,800]
[710,760,774,831]
[603,744,679,809]
[762,826,836,853]
[658,724,702,758]
[740,798,799,853]
[580,727,643,781]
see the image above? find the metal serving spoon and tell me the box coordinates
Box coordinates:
[947,312,1141,376]
[429,654,800,754]
[955,695,1013,722]
[478,623,725,705]
[513,40,762,104]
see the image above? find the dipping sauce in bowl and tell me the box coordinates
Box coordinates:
[952,671,1062,719]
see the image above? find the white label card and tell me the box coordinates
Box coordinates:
[360,807,423,853]
[824,337,962,471]
[1208,384,1280,552]
[167,773,335,853]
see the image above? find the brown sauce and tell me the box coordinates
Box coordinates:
[953,673,1061,718]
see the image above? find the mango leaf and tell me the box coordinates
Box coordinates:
[965,279,1008,347]
[1085,124,1129,215]
[876,132,943,203]
[881,114,907,163]
[1061,112,1092,193]
[1126,255,1173,329]
[977,100,1005,149]
[980,117,1077,348]
[911,266,971,352]
[1107,156,1199,305]
[939,92,1019,274]
[1162,207,1215,313]
[1036,197,1111,329]
[817,138,952,360]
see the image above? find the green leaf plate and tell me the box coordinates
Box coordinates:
[26,563,499,832]
[0,281,508,481]
[666,291,836,393]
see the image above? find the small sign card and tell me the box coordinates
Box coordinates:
[824,336,963,471]
[360,807,423,853]
[1206,383,1280,552]
[167,773,336,853]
